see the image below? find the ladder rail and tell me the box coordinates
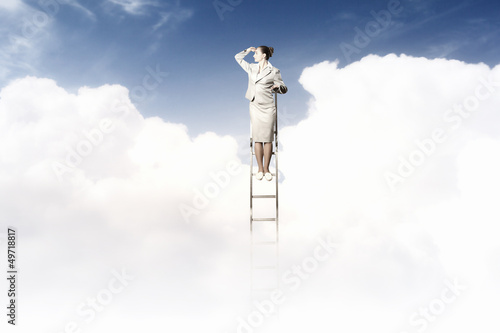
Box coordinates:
[273,91,279,307]
[250,134,253,232]
[275,92,280,322]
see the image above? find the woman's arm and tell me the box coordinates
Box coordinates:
[234,47,256,74]
[272,69,288,94]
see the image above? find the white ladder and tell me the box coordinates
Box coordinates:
[249,92,280,325]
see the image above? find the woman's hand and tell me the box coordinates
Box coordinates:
[271,84,280,92]
[248,47,257,52]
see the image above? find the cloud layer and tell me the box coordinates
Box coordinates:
[1,54,500,332]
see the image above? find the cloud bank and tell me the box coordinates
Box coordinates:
[1,53,499,332]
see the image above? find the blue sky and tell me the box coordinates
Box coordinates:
[1,0,500,138]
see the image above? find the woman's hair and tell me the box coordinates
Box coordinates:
[258,46,274,60]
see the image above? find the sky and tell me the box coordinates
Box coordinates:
[1,0,500,136]
[1,0,500,332]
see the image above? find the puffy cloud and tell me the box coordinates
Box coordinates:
[0,76,248,331]
[1,53,500,332]
[276,54,500,332]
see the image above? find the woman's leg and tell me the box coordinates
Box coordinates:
[254,142,264,172]
[263,142,273,173]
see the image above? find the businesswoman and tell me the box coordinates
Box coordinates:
[235,46,288,181]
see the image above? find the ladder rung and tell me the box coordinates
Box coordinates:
[252,218,276,222]
[252,195,276,199]
[253,241,277,245]
[253,266,277,270]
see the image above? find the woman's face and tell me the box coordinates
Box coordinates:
[253,48,266,62]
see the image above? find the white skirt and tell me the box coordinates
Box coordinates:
[249,100,276,143]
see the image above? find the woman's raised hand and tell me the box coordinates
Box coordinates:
[248,47,257,52]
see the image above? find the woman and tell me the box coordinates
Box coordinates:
[235,46,288,181]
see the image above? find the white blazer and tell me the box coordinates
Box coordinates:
[235,49,287,104]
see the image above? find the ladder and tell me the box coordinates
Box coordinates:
[249,92,280,324]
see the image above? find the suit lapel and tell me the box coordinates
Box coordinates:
[255,66,272,83]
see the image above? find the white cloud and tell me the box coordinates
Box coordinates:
[107,0,159,15]
[105,0,192,35]
[152,8,193,32]
[0,0,95,82]
[1,53,500,332]
[65,0,96,20]
[276,54,500,332]
[0,5,40,81]
[0,0,23,11]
